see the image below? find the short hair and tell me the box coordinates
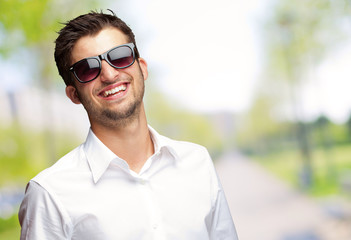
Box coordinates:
[54,10,140,86]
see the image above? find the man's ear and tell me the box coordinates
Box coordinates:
[138,58,148,81]
[65,85,81,104]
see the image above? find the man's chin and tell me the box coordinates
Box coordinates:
[102,103,139,122]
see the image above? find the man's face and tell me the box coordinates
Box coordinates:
[66,27,148,128]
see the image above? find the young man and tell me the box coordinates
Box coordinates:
[19,10,238,240]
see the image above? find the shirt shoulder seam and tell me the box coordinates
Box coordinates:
[30,180,74,237]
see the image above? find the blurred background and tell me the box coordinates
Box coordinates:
[1,0,351,239]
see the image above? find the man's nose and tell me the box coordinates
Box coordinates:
[99,60,119,82]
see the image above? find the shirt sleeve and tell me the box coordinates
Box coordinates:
[18,181,72,240]
[204,149,238,240]
[209,181,239,240]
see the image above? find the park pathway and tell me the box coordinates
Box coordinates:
[214,152,351,240]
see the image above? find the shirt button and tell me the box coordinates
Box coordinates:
[152,224,158,230]
[139,178,147,185]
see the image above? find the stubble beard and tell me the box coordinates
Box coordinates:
[77,77,145,129]
[100,85,144,128]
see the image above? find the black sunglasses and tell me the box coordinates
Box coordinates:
[69,43,136,83]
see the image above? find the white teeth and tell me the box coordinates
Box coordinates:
[103,85,127,97]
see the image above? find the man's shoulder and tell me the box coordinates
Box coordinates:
[159,134,210,159]
[150,125,209,157]
[32,144,86,184]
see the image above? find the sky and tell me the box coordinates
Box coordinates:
[302,42,351,123]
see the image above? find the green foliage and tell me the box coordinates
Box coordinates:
[145,85,224,155]
[257,0,351,127]
[0,0,56,56]
[243,113,351,197]
[252,143,351,197]
[0,0,102,52]
[237,96,283,141]
[0,124,80,187]
[0,125,45,185]
[310,116,349,147]
[239,0,351,190]
[253,148,300,186]
[0,214,20,240]
[0,0,103,87]
[263,0,348,80]
[345,113,351,141]
[237,112,351,154]
[0,0,51,46]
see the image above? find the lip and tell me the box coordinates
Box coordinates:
[98,82,130,100]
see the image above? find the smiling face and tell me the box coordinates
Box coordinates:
[66,27,148,129]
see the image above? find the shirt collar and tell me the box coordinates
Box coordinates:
[83,126,179,183]
[148,125,180,161]
[83,129,117,183]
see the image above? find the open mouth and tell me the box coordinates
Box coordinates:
[101,84,127,98]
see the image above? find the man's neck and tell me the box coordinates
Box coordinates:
[90,107,154,173]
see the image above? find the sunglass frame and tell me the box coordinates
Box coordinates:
[69,43,136,83]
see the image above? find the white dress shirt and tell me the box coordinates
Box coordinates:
[19,126,238,240]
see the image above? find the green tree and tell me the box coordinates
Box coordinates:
[261,0,350,187]
[145,82,223,157]
[346,113,351,142]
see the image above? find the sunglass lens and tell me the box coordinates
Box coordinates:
[108,46,134,68]
[74,58,100,82]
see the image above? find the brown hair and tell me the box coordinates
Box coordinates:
[54,10,140,86]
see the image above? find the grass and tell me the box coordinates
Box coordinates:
[252,144,351,198]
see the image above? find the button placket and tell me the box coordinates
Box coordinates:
[139,178,147,185]
[136,176,165,237]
